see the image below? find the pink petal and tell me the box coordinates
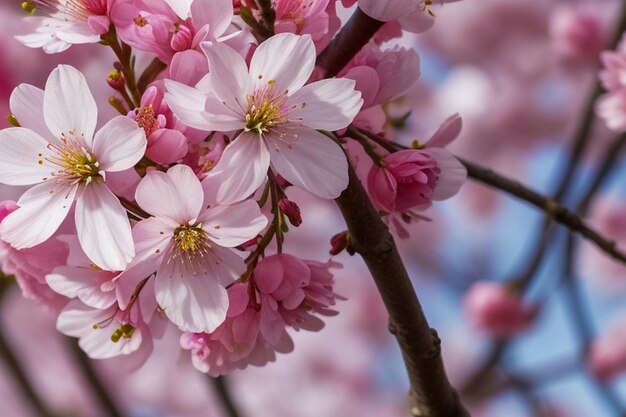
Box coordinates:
[202,132,271,205]
[0,127,53,185]
[75,181,135,271]
[163,0,193,18]
[286,78,363,131]
[47,266,116,309]
[191,0,233,38]
[342,66,380,109]
[426,114,462,149]
[92,116,146,172]
[199,200,268,248]
[169,50,208,86]
[358,0,418,21]
[135,165,204,224]
[146,129,188,164]
[423,148,467,201]
[249,33,315,94]
[9,84,50,139]
[0,181,77,249]
[155,259,229,333]
[266,127,348,199]
[44,65,97,146]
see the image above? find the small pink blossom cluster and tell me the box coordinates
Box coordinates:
[597,34,626,132]
[0,0,465,373]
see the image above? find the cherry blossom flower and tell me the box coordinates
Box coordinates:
[16,0,112,54]
[358,0,462,33]
[165,33,363,204]
[131,164,268,333]
[0,65,146,271]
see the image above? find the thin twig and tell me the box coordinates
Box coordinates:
[460,158,626,264]
[210,376,243,417]
[66,339,126,417]
[336,163,470,417]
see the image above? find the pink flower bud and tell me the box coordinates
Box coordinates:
[464,281,535,339]
[106,69,125,91]
[278,198,302,227]
[329,231,349,255]
[588,315,626,381]
[367,149,440,213]
[170,23,194,52]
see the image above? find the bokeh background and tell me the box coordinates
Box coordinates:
[2,0,626,416]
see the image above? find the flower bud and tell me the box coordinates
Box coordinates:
[279,198,302,227]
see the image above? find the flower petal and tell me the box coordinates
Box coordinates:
[202,132,271,205]
[135,164,203,224]
[423,148,467,200]
[164,79,243,132]
[199,200,268,248]
[44,65,97,145]
[92,116,147,172]
[9,84,50,139]
[0,181,76,248]
[249,33,315,94]
[0,127,54,185]
[155,260,229,333]
[201,40,250,114]
[286,78,362,131]
[46,266,116,309]
[266,127,348,199]
[191,0,233,38]
[75,181,135,271]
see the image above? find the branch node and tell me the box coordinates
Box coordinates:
[425,328,442,359]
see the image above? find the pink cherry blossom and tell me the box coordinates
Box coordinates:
[16,0,112,53]
[464,281,535,339]
[131,164,268,333]
[0,65,146,271]
[165,33,363,204]
[588,313,626,381]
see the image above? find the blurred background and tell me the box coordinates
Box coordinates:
[2,0,626,416]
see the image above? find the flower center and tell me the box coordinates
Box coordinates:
[245,82,288,134]
[173,223,210,254]
[135,105,158,137]
[46,132,102,185]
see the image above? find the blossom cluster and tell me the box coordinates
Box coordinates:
[0,0,465,375]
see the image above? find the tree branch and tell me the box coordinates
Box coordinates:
[336,164,470,417]
[210,376,243,417]
[460,157,626,265]
[317,8,383,78]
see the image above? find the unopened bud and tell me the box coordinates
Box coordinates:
[7,114,20,127]
[107,69,125,90]
[21,1,36,14]
[108,96,127,115]
[330,230,349,255]
[278,198,302,227]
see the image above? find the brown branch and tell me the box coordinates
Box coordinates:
[460,157,626,265]
[316,8,384,78]
[336,164,470,417]
[210,376,243,417]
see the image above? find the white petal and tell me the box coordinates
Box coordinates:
[163,0,193,18]
[0,127,54,185]
[9,84,50,139]
[75,181,135,271]
[201,40,250,113]
[155,260,229,333]
[249,33,315,94]
[135,165,203,224]
[199,200,268,247]
[164,80,243,132]
[286,78,363,131]
[92,116,146,172]
[0,181,77,248]
[132,218,174,263]
[267,127,348,199]
[208,245,247,287]
[44,65,97,145]
[47,267,116,309]
[202,132,270,205]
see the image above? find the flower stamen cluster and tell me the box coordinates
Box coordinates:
[46,135,102,185]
